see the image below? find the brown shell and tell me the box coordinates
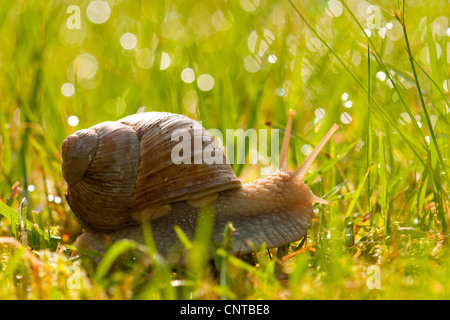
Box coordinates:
[62,112,241,232]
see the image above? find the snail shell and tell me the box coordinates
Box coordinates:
[62,112,241,233]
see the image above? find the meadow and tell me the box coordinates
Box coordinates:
[0,0,449,300]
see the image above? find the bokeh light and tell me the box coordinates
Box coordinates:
[326,0,343,18]
[240,0,260,12]
[159,52,171,70]
[73,53,98,79]
[181,68,195,83]
[120,33,137,50]
[68,115,79,127]
[212,10,233,31]
[183,90,198,114]
[86,1,111,24]
[376,71,386,81]
[315,108,326,119]
[197,74,214,91]
[268,54,277,63]
[340,112,352,124]
[61,83,75,97]
[135,48,153,69]
[244,55,261,73]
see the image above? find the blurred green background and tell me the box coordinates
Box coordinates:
[0,0,449,299]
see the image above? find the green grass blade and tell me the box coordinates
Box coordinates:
[378,131,390,235]
[95,239,146,282]
[343,163,373,246]
[0,201,55,242]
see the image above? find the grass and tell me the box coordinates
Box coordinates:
[0,0,449,299]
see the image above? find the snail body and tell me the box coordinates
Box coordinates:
[63,111,338,258]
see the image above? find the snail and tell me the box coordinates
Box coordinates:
[62,111,338,259]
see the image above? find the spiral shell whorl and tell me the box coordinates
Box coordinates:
[62,129,99,186]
